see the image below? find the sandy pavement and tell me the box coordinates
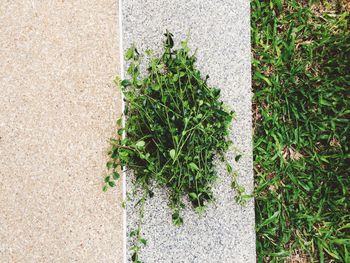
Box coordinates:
[0,1,122,262]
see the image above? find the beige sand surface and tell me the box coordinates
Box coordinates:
[0,1,122,262]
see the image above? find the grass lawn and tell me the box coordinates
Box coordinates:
[251,0,349,262]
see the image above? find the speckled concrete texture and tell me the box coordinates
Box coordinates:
[122,0,255,262]
[0,1,122,262]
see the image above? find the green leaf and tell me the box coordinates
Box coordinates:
[172,212,183,226]
[102,185,108,192]
[140,238,147,246]
[136,141,146,148]
[169,149,176,160]
[113,172,120,180]
[120,79,131,87]
[235,154,242,162]
[106,161,113,170]
[254,71,272,86]
[164,30,174,48]
[108,181,116,187]
[189,192,198,199]
[238,185,245,193]
[152,84,160,91]
[173,74,179,82]
[189,162,199,171]
[257,211,279,231]
[125,47,134,60]
[116,117,122,126]
[129,230,136,237]
[119,151,129,157]
[226,163,233,173]
[117,128,124,135]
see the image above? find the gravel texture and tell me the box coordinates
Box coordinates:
[0,1,123,262]
[122,0,255,262]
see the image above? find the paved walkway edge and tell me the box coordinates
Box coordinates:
[121,1,256,262]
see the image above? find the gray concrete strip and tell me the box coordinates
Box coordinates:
[0,1,123,262]
[121,0,255,262]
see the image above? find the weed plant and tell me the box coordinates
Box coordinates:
[105,32,244,262]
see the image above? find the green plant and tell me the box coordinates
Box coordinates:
[104,32,245,262]
[252,0,350,262]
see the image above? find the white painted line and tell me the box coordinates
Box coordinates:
[118,0,127,262]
